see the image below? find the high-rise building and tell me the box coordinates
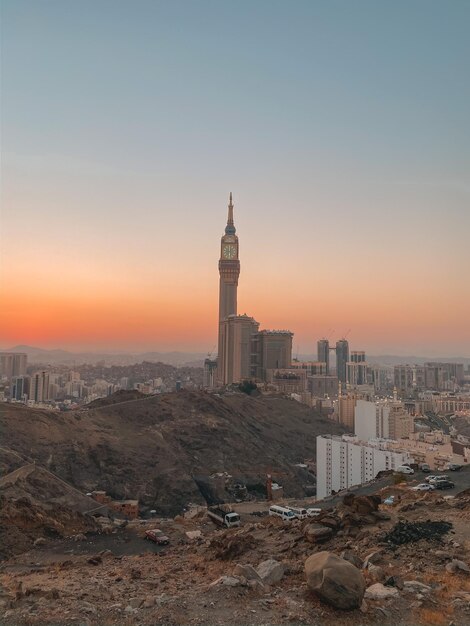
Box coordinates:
[370,365,388,392]
[335,339,349,383]
[254,330,293,381]
[218,314,259,385]
[215,194,293,386]
[203,359,218,388]
[317,339,330,374]
[30,371,50,403]
[217,193,240,385]
[11,375,31,401]
[350,351,365,363]
[394,365,414,396]
[0,352,28,379]
[346,361,368,386]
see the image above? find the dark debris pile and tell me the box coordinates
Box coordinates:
[384,520,453,546]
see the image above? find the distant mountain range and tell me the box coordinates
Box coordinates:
[2,345,207,367]
[2,345,469,368]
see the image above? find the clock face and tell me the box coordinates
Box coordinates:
[222,244,237,259]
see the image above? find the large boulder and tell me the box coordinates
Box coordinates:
[256,559,285,585]
[342,494,381,515]
[304,524,334,544]
[305,551,366,610]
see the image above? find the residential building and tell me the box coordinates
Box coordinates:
[316,434,412,500]
[354,398,414,441]
[0,352,27,379]
[203,358,217,388]
[308,375,339,398]
[355,399,390,440]
[219,314,259,385]
[337,392,357,432]
[291,361,327,376]
[394,365,414,396]
[254,330,293,382]
[30,371,50,403]
[267,368,307,393]
[346,361,368,386]
[11,375,30,401]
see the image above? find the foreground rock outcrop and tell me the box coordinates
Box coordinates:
[305,551,366,610]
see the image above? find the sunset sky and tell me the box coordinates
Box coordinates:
[1,0,469,357]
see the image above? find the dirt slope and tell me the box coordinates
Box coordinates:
[0,391,345,515]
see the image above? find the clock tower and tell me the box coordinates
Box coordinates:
[217,193,240,385]
[218,192,240,322]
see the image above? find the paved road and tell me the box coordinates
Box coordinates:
[234,465,470,518]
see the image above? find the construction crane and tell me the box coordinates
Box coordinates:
[207,345,216,359]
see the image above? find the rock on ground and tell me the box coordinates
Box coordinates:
[305,551,366,610]
[365,583,400,600]
[256,559,285,585]
[233,563,262,581]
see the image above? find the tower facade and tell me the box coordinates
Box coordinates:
[217,193,241,385]
[317,339,330,374]
[218,193,240,322]
[335,339,349,384]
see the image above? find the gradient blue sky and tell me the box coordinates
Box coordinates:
[1,0,469,355]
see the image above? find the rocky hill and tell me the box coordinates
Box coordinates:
[0,391,345,516]
[2,481,470,625]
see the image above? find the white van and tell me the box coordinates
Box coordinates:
[288,506,308,520]
[396,465,414,475]
[268,505,296,521]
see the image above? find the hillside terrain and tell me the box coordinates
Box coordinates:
[0,391,345,516]
[1,481,470,625]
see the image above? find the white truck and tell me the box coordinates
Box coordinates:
[207,505,241,528]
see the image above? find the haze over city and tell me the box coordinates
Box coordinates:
[1,0,469,356]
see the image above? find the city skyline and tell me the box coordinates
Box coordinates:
[1,1,469,356]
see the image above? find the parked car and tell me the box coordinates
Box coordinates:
[425,475,439,483]
[268,505,296,521]
[420,463,431,473]
[383,495,395,505]
[396,465,414,475]
[433,480,455,490]
[428,475,450,485]
[306,508,322,518]
[447,463,463,471]
[145,529,170,545]
[412,483,435,491]
[287,506,309,520]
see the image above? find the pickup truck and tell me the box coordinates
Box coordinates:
[207,505,241,528]
[145,528,170,545]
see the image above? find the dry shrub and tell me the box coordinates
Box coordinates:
[421,570,470,594]
[418,608,449,625]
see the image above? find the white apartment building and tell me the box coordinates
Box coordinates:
[316,434,412,500]
[354,398,414,441]
[354,399,390,440]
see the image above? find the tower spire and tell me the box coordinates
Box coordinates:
[225,192,236,234]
